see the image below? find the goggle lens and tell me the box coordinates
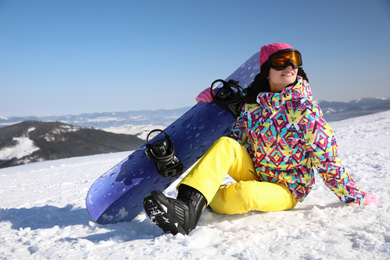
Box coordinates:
[268,49,302,70]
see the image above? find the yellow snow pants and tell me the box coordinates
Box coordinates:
[179,137,298,214]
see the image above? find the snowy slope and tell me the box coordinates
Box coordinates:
[0,111,389,259]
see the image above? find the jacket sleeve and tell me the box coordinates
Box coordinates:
[304,107,365,205]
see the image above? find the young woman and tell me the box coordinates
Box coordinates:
[143,43,376,235]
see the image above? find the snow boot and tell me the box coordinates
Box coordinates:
[143,184,207,235]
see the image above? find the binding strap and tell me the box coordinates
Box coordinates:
[210,79,244,118]
[145,129,183,178]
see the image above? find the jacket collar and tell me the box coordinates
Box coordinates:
[256,76,312,108]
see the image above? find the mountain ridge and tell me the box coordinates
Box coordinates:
[316,97,390,122]
[0,107,191,139]
[0,121,144,168]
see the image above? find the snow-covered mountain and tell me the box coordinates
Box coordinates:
[1,97,389,138]
[0,110,389,259]
[0,121,144,168]
[317,97,390,122]
[0,107,191,139]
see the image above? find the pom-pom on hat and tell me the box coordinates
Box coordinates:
[259,42,294,67]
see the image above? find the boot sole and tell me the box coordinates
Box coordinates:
[143,192,187,235]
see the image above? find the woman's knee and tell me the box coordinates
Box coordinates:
[213,136,238,149]
[234,181,297,212]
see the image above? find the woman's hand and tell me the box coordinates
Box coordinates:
[196,88,214,103]
[361,191,377,205]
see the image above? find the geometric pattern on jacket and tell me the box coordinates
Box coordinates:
[228,76,365,204]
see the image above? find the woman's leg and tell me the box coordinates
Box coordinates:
[210,181,298,214]
[179,136,257,203]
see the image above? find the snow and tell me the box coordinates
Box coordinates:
[42,125,81,142]
[0,136,40,160]
[1,111,390,259]
[87,117,126,123]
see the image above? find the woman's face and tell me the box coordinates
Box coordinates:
[268,65,298,93]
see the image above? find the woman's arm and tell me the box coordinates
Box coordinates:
[304,107,369,205]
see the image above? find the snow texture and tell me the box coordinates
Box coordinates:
[0,129,40,161]
[0,111,389,259]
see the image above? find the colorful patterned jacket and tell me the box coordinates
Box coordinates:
[228,76,365,204]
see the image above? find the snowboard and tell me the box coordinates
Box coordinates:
[86,51,260,224]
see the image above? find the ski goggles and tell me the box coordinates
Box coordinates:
[267,49,302,70]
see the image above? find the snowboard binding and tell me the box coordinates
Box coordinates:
[211,79,245,118]
[145,129,183,178]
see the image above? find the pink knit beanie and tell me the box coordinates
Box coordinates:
[259,43,294,67]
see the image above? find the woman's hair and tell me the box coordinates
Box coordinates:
[244,63,309,103]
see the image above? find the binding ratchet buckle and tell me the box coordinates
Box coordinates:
[211,79,244,118]
[145,129,183,178]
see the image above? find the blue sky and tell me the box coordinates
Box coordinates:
[0,0,389,117]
